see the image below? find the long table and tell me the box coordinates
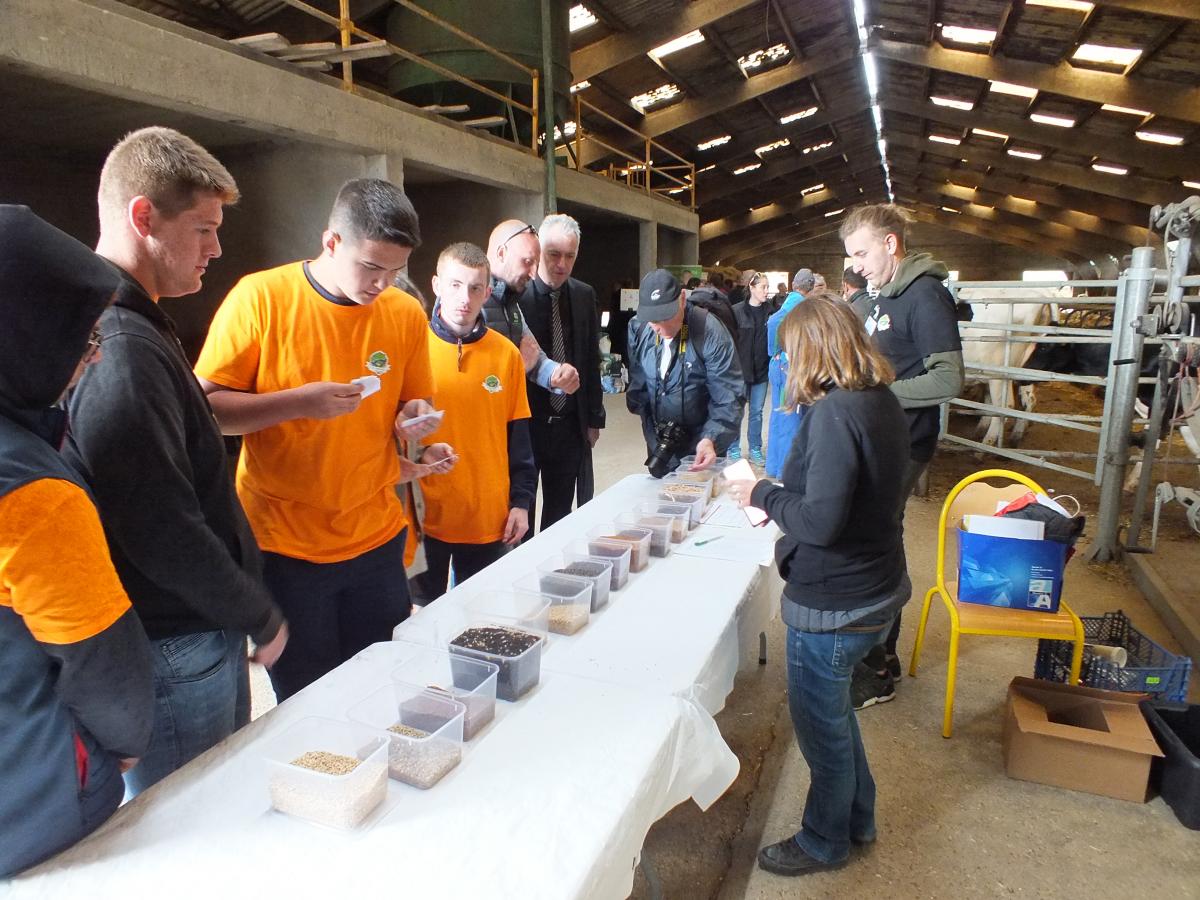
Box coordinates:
[12,475,781,899]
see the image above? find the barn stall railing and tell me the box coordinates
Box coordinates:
[939,236,1200,562]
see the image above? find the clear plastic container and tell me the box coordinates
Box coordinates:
[347,684,464,789]
[515,571,592,636]
[449,592,548,701]
[537,553,611,611]
[659,474,712,523]
[263,717,389,829]
[389,643,498,741]
[677,455,735,474]
[635,501,689,543]
[662,487,705,528]
[569,540,628,591]
[663,470,714,505]
[618,512,672,558]
[588,523,652,572]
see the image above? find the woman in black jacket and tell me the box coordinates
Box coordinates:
[726,292,911,877]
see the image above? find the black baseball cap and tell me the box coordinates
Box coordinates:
[638,269,683,322]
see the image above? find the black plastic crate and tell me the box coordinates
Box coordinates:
[1034,610,1191,702]
[1140,700,1200,830]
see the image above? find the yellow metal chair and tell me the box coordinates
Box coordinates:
[909,468,1085,738]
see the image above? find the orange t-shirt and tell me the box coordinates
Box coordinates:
[0,479,131,644]
[195,262,434,563]
[421,328,530,544]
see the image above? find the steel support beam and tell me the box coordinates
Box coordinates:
[872,37,1200,126]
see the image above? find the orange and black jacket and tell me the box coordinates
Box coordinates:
[0,206,154,877]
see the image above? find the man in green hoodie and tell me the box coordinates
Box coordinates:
[840,203,964,709]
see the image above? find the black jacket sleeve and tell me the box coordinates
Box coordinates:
[67,332,284,644]
[46,608,155,758]
[506,418,537,509]
[749,403,860,547]
[578,282,606,430]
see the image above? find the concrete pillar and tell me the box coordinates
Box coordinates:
[366,153,405,189]
[638,220,658,277]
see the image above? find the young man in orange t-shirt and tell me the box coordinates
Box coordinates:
[411,242,535,600]
[196,179,444,700]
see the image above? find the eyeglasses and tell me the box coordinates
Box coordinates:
[500,223,537,249]
[85,327,103,359]
[749,272,765,286]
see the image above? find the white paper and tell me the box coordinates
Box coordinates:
[402,409,445,428]
[720,459,769,526]
[350,374,380,398]
[964,514,1044,540]
[674,533,775,566]
[700,503,754,528]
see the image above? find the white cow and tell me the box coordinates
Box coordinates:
[956,286,1069,446]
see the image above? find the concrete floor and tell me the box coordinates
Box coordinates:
[251,394,1200,898]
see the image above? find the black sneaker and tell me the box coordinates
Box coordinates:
[884,653,902,680]
[757,837,847,876]
[851,663,896,711]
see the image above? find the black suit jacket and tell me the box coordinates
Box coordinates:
[518,276,605,441]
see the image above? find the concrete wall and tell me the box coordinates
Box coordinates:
[405,181,542,305]
[571,223,641,309]
[0,151,103,246]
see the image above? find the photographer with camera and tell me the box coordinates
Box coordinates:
[627,269,743,477]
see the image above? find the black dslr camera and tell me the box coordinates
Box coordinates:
[646,420,689,479]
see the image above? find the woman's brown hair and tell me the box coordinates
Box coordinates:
[777,290,894,407]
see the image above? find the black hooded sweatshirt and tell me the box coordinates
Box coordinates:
[0,206,154,877]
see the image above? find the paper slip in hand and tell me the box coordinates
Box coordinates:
[720,459,770,527]
[350,375,381,398]
[403,409,445,429]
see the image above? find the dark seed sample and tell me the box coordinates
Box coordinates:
[451,625,539,657]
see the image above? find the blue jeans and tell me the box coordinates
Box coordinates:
[124,628,248,797]
[730,380,768,455]
[785,617,895,863]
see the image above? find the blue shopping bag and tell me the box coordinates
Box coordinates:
[957,527,1067,612]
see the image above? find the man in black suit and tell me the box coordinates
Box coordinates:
[518,213,605,533]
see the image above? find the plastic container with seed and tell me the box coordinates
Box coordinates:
[448,592,549,701]
[663,470,713,505]
[569,540,628,591]
[347,684,465,789]
[635,501,689,543]
[389,642,498,740]
[588,523,651,572]
[657,479,707,528]
[618,512,672,558]
[263,717,388,829]
[544,551,613,609]
[514,571,592,636]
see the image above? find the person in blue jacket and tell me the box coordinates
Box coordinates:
[765,267,815,477]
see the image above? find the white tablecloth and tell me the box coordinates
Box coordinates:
[12,475,782,900]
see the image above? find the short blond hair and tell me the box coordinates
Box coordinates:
[778,291,894,407]
[839,203,908,246]
[437,241,489,273]
[98,127,239,225]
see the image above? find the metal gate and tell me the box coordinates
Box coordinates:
[937,199,1200,561]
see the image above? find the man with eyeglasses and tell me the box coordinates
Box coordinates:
[516,213,605,534]
[484,219,581,397]
[729,272,772,466]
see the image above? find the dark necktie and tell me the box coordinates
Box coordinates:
[548,288,567,413]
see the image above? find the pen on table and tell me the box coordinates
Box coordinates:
[695,536,724,547]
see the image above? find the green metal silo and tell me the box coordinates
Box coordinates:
[386,1,572,146]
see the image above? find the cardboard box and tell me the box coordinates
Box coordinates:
[1003,677,1163,802]
[957,526,1066,612]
